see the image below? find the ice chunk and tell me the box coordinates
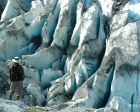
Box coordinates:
[26,83,45,106]
[47,83,65,102]
[23,66,41,86]
[47,95,68,106]
[110,96,131,112]
[23,46,63,70]
[64,75,76,95]
[41,68,63,88]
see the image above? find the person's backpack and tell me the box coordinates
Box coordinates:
[10,64,22,81]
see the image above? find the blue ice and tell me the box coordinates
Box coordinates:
[128,0,140,21]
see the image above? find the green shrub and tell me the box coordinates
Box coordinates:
[25,105,36,112]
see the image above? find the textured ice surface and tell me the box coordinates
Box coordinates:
[1,0,140,111]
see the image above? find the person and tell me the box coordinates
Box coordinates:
[8,56,25,100]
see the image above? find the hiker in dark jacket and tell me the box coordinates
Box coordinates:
[8,57,25,100]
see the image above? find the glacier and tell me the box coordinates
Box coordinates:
[0,0,140,112]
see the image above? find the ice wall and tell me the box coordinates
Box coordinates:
[1,0,140,111]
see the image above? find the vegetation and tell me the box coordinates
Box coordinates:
[25,105,36,112]
[25,105,42,112]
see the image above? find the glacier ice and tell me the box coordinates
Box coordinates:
[47,95,68,106]
[0,99,28,112]
[1,0,25,22]
[41,68,63,88]
[109,96,140,112]
[128,0,140,21]
[23,66,41,86]
[0,12,48,61]
[45,2,107,107]
[26,83,45,106]
[23,46,63,70]
[0,1,48,41]
[1,0,140,111]
[0,0,7,9]
[41,9,59,48]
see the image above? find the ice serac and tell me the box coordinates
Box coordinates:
[106,21,140,107]
[71,1,140,110]
[46,1,107,105]
[23,0,79,70]
[0,1,46,35]
[0,0,59,42]
[0,1,51,61]
[1,0,40,22]
[40,0,59,48]
[1,0,25,22]
[0,12,48,61]
[51,0,79,49]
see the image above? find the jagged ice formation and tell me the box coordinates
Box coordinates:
[0,0,140,112]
